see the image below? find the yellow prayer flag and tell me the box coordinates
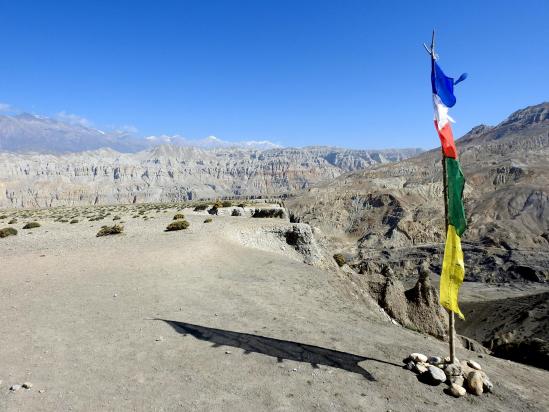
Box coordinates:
[440,224,465,319]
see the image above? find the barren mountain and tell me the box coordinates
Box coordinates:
[286,102,549,284]
[0,113,285,153]
[0,144,422,208]
[284,103,549,365]
[0,113,148,153]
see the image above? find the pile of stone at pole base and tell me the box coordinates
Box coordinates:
[403,353,493,397]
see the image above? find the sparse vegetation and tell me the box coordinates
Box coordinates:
[231,209,242,216]
[23,222,41,229]
[252,208,284,219]
[70,219,79,224]
[204,218,213,223]
[96,224,124,237]
[112,215,121,220]
[0,215,8,219]
[0,227,17,238]
[173,213,186,220]
[8,218,17,224]
[165,220,190,231]
[193,204,208,211]
[333,253,346,267]
[221,200,232,208]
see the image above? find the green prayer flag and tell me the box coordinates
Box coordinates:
[445,157,467,236]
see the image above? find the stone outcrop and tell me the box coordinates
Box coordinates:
[364,264,448,340]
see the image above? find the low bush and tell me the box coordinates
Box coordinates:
[165,220,190,231]
[173,213,186,220]
[112,215,121,220]
[0,215,7,219]
[237,203,247,208]
[333,253,346,267]
[231,209,242,216]
[212,200,223,209]
[0,227,17,238]
[96,224,124,237]
[70,219,79,224]
[208,207,218,215]
[251,209,284,219]
[23,222,41,229]
[203,218,213,223]
[221,200,232,208]
[193,204,208,211]
[8,218,17,224]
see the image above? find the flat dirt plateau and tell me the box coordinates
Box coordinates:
[1,204,548,412]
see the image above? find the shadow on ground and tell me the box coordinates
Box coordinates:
[159,319,401,381]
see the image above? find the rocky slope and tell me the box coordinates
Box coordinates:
[286,102,549,284]
[457,291,549,369]
[0,145,422,208]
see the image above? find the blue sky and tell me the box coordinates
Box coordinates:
[1,0,547,149]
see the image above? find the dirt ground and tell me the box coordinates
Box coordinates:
[1,206,548,411]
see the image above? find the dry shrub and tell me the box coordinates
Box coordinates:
[333,253,346,267]
[165,220,190,231]
[96,224,124,237]
[0,227,17,238]
[252,209,284,219]
[23,222,41,229]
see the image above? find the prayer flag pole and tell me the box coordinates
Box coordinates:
[424,29,456,363]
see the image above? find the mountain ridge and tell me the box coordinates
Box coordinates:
[286,102,549,283]
[0,143,422,209]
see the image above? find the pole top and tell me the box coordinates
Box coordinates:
[423,29,437,60]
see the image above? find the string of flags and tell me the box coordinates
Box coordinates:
[431,56,468,319]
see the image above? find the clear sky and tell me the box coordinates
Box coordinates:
[1,0,547,149]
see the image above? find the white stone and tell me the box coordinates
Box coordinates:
[467,371,484,396]
[410,353,428,363]
[480,371,493,393]
[467,360,482,370]
[427,366,447,384]
[448,383,466,397]
[428,356,442,365]
[451,375,465,387]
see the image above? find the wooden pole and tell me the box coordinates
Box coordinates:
[442,152,456,363]
[427,29,456,363]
